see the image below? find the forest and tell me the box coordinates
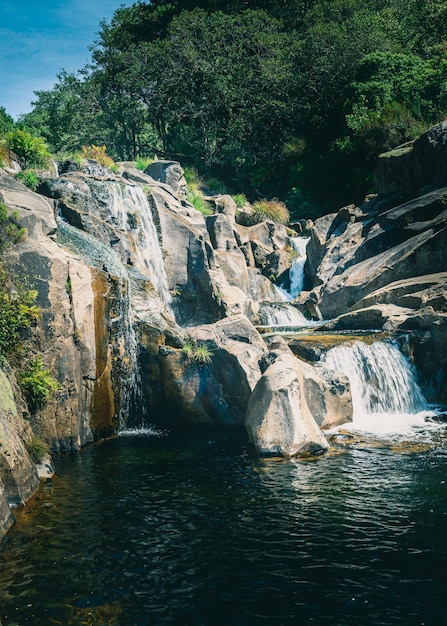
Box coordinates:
[1,0,447,215]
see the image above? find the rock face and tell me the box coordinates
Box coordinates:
[302,122,447,401]
[374,121,447,197]
[0,365,40,537]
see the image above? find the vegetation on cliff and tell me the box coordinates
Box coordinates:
[0,201,57,415]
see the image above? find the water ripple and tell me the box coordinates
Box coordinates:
[1,430,447,625]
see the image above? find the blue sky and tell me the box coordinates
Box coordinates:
[0,0,133,119]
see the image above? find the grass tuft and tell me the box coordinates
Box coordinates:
[249,199,290,225]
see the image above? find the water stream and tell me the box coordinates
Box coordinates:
[259,302,310,326]
[261,237,312,327]
[323,340,435,438]
[289,236,310,298]
[109,184,173,310]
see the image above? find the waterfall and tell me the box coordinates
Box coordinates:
[277,236,310,301]
[289,237,310,298]
[322,340,431,436]
[259,302,310,327]
[109,185,173,309]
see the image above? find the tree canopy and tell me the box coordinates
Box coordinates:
[4,0,447,214]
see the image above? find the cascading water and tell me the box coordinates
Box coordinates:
[261,237,314,327]
[109,185,173,310]
[276,236,310,301]
[322,340,433,437]
[57,185,171,432]
[289,236,310,298]
[259,302,310,326]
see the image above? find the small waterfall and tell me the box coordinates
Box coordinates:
[57,216,146,431]
[322,340,430,436]
[109,185,173,309]
[277,237,310,301]
[259,302,310,327]
[289,236,310,298]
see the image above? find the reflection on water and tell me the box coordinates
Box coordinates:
[1,427,447,625]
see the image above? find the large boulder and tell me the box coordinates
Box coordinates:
[144,160,187,197]
[153,315,268,425]
[246,350,350,457]
[307,183,447,320]
[352,273,447,312]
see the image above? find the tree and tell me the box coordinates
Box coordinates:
[92,9,296,176]
[0,107,15,137]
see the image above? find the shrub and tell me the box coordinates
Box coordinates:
[0,202,26,250]
[135,156,153,171]
[80,144,116,169]
[183,166,201,186]
[25,436,49,463]
[19,355,59,414]
[182,340,194,358]
[183,167,214,216]
[232,193,248,208]
[193,341,213,364]
[5,129,51,168]
[0,144,9,167]
[0,274,40,359]
[204,177,227,194]
[249,199,290,225]
[188,190,213,216]
[15,169,40,191]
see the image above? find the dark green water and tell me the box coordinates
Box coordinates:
[1,427,447,626]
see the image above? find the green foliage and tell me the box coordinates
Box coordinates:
[188,191,213,216]
[0,268,39,359]
[0,107,15,137]
[16,0,447,212]
[25,436,49,463]
[15,169,40,191]
[0,206,36,360]
[80,144,116,169]
[193,342,213,364]
[286,187,321,221]
[0,202,26,250]
[183,166,201,186]
[19,355,59,414]
[184,167,214,216]
[183,339,213,364]
[204,178,228,194]
[135,156,154,170]
[232,193,248,208]
[249,199,290,225]
[182,341,194,358]
[0,144,8,167]
[5,128,51,168]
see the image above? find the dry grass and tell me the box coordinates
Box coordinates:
[249,199,290,225]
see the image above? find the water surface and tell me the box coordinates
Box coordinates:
[1,426,447,625]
